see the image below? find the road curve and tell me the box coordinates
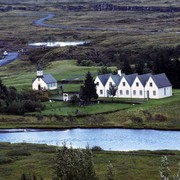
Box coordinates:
[34,13,179,34]
[34,13,150,32]
[0,52,19,67]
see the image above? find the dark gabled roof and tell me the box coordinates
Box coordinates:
[151,73,172,88]
[124,73,138,86]
[110,74,122,86]
[42,74,57,84]
[97,73,111,86]
[138,73,151,87]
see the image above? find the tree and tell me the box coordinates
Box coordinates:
[53,143,96,180]
[122,59,132,74]
[79,72,98,103]
[106,161,114,180]
[109,84,117,101]
[160,156,170,180]
[109,84,117,97]
[70,94,79,106]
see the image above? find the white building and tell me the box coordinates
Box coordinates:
[32,64,57,90]
[95,71,172,99]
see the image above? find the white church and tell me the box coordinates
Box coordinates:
[32,64,57,90]
[95,70,172,99]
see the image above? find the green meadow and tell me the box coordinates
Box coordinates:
[0,143,179,180]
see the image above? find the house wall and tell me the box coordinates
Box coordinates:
[145,77,159,99]
[95,74,172,99]
[94,77,106,97]
[131,77,145,99]
[117,77,131,98]
[157,86,172,99]
[48,82,58,90]
[32,78,48,90]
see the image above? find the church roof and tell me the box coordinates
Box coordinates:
[42,74,57,84]
[32,74,57,84]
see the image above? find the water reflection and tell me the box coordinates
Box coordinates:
[0,128,179,151]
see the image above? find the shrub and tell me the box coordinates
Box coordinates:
[154,114,167,121]
[6,149,31,156]
[131,116,143,124]
[91,146,103,151]
[0,156,13,164]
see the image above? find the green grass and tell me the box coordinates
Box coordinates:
[0,143,179,180]
[0,59,114,90]
[39,101,132,116]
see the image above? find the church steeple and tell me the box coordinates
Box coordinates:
[36,64,43,77]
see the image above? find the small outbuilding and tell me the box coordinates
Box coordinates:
[32,64,57,90]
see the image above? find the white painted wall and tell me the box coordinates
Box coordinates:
[95,74,172,99]
[131,77,145,99]
[94,77,106,97]
[117,77,131,98]
[32,78,57,90]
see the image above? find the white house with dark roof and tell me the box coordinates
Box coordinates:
[95,71,172,99]
[32,64,57,90]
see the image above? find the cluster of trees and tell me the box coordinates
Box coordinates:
[0,80,45,115]
[53,143,96,180]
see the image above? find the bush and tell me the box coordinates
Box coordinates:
[91,146,103,151]
[79,60,95,66]
[0,156,12,164]
[6,149,31,156]
[154,114,167,121]
[131,116,143,124]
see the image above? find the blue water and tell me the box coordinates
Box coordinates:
[0,128,179,151]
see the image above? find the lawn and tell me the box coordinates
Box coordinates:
[39,101,132,116]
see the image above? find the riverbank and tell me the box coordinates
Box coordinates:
[0,142,179,179]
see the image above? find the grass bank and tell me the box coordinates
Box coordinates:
[0,143,179,180]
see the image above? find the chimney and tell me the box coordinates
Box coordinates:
[117,69,122,76]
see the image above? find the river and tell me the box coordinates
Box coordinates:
[0,128,179,151]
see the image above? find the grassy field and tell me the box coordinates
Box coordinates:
[0,143,179,180]
[0,1,179,54]
[0,59,110,90]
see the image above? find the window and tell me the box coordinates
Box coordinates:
[126,90,129,95]
[139,90,143,95]
[120,90,123,95]
[133,90,136,95]
[109,82,112,86]
[96,82,99,86]
[150,82,153,87]
[153,91,156,96]
[100,90,103,94]
[136,82,139,87]
[123,82,126,86]
[164,88,166,95]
